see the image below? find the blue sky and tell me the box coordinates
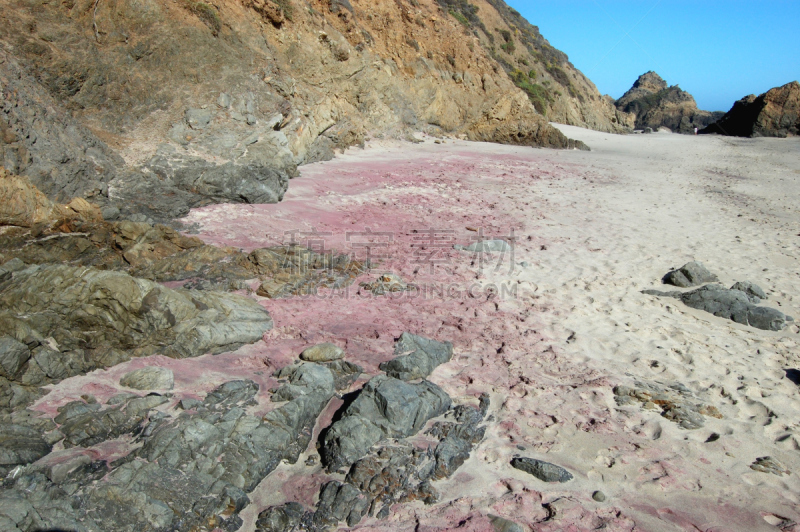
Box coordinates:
[504,0,800,112]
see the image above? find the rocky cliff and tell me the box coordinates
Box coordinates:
[616,71,723,133]
[438,0,634,133]
[700,81,800,138]
[0,0,629,221]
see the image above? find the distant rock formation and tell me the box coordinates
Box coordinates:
[616,72,723,133]
[700,81,799,137]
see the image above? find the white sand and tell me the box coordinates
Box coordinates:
[453,125,800,531]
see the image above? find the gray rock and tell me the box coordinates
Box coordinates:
[0,337,30,379]
[663,261,719,287]
[119,367,174,391]
[730,281,767,302]
[644,284,791,331]
[100,205,120,221]
[1,258,25,272]
[217,92,232,108]
[0,52,122,203]
[0,264,273,360]
[489,514,525,532]
[454,239,511,253]
[0,264,272,412]
[592,490,606,502]
[321,375,452,472]
[511,457,573,482]
[379,332,453,381]
[185,108,213,130]
[271,362,335,402]
[0,371,336,531]
[0,424,52,474]
[276,393,488,529]
[255,502,308,531]
[323,359,362,391]
[300,342,344,362]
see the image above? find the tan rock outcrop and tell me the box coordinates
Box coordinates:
[701,81,799,138]
[0,169,59,227]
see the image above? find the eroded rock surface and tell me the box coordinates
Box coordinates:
[0,263,272,412]
[320,375,452,473]
[380,332,453,381]
[0,369,336,531]
[258,394,489,530]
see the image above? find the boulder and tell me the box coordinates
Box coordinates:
[300,342,344,362]
[643,285,793,331]
[662,261,719,287]
[511,457,573,482]
[379,332,453,381]
[0,169,59,227]
[119,367,174,391]
[320,375,451,472]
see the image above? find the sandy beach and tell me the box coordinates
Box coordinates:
[32,125,800,531]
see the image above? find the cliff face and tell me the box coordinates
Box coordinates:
[446,0,634,132]
[616,72,722,133]
[701,81,800,138]
[0,0,627,220]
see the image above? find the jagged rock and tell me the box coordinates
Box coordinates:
[750,456,790,476]
[701,81,799,138]
[185,108,213,130]
[265,394,488,529]
[730,281,767,303]
[300,342,345,362]
[255,502,308,531]
[0,371,335,531]
[119,367,174,391]
[0,424,52,476]
[0,51,122,203]
[321,375,452,472]
[616,72,723,133]
[271,362,335,402]
[323,360,362,391]
[380,332,453,381]
[643,285,792,331]
[662,261,719,287]
[58,394,168,448]
[0,264,272,359]
[511,457,573,483]
[0,337,30,380]
[0,264,272,413]
[613,382,722,430]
